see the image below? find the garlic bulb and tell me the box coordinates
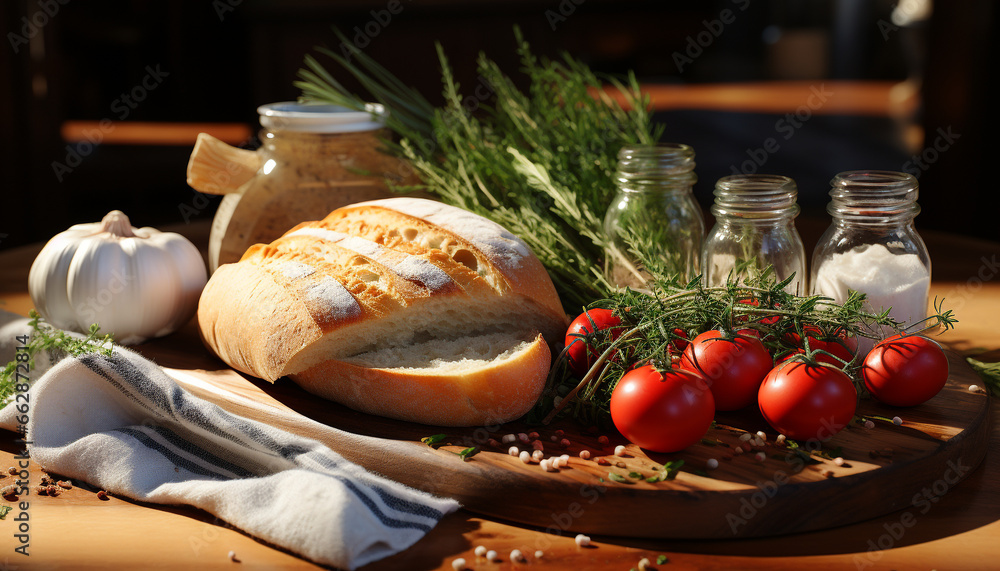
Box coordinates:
[28,210,208,345]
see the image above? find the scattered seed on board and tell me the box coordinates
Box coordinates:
[614,445,627,457]
[834,457,845,467]
[558,454,570,467]
[518,433,530,443]
[532,440,545,451]
[228,550,240,563]
[969,384,982,393]
[775,434,786,445]
[864,420,876,429]
[528,432,539,439]
[519,451,532,464]
[560,438,571,448]
[474,545,487,557]
[97,490,109,500]
[598,435,610,446]
[579,450,592,460]
[6,467,16,476]
[706,458,719,470]
[892,416,903,426]
[733,446,744,455]
[486,550,498,561]
[532,450,544,462]
[488,438,500,448]
[502,434,516,444]
[575,534,591,547]
[755,452,766,462]
[638,557,652,571]
[510,549,524,563]
[739,433,753,442]
[451,557,466,570]
[508,446,520,457]
[535,550,544,559]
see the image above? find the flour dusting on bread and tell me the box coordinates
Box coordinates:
[197,197,568,426]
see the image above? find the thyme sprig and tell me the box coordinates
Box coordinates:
[0,310,114,406]
[295,27,661,311]
[539,264,958,426]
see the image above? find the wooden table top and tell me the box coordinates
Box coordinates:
[1,220,998,570]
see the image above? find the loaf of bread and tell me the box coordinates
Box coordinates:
[197,197,568,426]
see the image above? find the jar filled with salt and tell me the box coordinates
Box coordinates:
[701,174,806,293]
[603,143,704,288]
[810,171,931,353]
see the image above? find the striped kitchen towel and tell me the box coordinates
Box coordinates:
[0,315,459,570]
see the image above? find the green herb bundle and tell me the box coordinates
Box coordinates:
[0,310,114,406]
[295,27,662,311]
[534,264,958,427]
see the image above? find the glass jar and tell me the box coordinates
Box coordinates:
[701,174,806,293]
[603,143,704,288]
[810,170,931,352]
[190,102,411,271]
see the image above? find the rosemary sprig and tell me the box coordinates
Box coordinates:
[295,27,662,311]
[539,266,958,426]
[0,310,115,406]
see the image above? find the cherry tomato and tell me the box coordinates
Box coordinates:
[679,330,773,411]
[758,361,857,441]
[782,325,858,367]
[610,365,715,453]
[564,308,623,377]
[736,298,781,326]
[861,334,949,407]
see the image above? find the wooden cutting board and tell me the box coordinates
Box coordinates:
[146,323,991,540]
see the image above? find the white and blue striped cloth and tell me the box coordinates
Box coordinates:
[0,313,459,569]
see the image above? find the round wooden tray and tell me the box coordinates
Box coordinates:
[167,349,990,540]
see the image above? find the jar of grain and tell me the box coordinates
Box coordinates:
[187,102,411,272]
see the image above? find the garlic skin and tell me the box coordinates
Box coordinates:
[28,210,208,345]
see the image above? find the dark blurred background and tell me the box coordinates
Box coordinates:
[1,0,996,251]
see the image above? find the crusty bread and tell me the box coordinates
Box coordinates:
[197,197,568,426]
[294,331,551,426]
